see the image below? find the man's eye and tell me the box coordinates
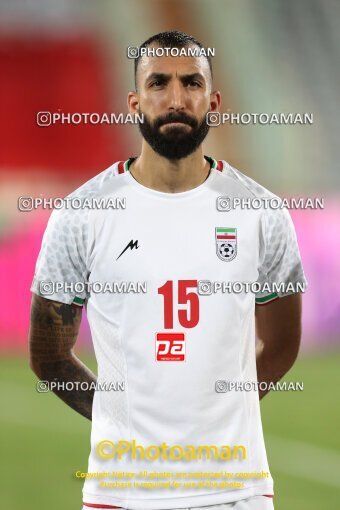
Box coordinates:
[151,80,163,87]
[188,81,200,87]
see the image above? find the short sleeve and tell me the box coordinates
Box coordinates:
[255,206,308,305]
[30,207,89,307]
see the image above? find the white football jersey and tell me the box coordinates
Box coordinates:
[31,156,307,509]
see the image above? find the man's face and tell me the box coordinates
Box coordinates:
[134,44,214,160]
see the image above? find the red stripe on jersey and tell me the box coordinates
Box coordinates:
[83,504,121,508]
[216,160,223,171]
[71,303,83,309]
[117,161,125,174]
[217,235,236,240]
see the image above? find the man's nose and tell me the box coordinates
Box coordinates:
[167,81,185,110]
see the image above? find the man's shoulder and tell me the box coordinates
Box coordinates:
[219,160,279,200]
[66,160,128,200]
[46,160,128,228]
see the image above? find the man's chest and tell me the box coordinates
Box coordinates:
[86,197,262,362]
[88,198,262,284]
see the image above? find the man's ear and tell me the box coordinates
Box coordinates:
[127,91,140,115]
[209,90,221,113]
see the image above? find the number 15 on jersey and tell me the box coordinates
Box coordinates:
[156,280,199,361]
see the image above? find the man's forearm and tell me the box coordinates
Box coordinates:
[256,339,298,399]
[255,294,302,400]
[34,355,96,420]
[29,295,95,420]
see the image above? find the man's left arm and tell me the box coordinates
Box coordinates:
[255,293,302,399]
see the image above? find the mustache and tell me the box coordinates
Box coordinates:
[154,112,198,129]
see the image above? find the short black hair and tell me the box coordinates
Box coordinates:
[134,30,213,89]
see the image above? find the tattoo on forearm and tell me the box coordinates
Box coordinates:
[29,295,96,420]
[39,359,95,420]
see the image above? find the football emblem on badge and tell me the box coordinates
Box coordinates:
[215,228,237,261]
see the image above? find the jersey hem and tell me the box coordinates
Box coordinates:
[83,483,274,510]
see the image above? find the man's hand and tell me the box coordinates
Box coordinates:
[255,293,302,399]
[28,294,96,420]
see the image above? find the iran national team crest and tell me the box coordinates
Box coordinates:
[215,227,237,261]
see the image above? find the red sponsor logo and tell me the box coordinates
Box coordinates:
[156,332,185,361]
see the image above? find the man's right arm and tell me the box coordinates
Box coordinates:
[29,294,96,420]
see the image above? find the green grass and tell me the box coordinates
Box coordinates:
[261,350,340,508]
[0,351,339,510]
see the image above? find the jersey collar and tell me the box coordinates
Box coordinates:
[118,156,221,174]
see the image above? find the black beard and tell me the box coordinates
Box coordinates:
[138,110,210,160]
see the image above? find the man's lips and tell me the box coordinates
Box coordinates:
[161,121,192,127]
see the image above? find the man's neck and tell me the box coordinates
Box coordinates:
[128,144,211,193]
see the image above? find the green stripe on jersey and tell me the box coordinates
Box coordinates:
[205,155,217,169]
[255,292,278,304]
[73,296,84,306]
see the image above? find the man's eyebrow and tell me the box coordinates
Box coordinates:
[145,72,171,83]
[180,72,205,82]
[145,72,206,83]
